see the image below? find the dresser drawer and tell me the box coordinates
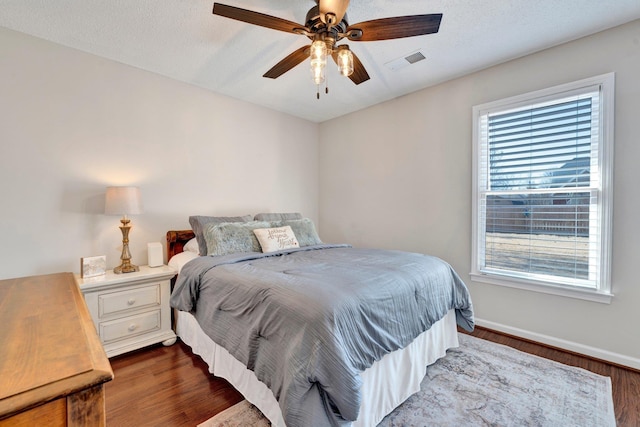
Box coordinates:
[98,284,160,318]
[100,310,161,343]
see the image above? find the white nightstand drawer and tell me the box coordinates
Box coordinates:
[98,284,160,318]
[77,265,177,357]
[100,310,161,343]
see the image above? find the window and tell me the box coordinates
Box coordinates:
[471,74,614,303]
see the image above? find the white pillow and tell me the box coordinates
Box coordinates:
[253,226,300,253]
[184,238,199,253]
[168,251,199,273]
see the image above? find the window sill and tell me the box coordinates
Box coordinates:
[469,272,613,304]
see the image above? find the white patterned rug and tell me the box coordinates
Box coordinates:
[198,333,616,427]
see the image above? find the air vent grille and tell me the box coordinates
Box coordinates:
[405,51,426,64]
[384,50,427,71]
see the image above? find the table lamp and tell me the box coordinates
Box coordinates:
[105,186,143,273]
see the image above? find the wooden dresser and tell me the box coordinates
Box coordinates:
[0,273,114,426]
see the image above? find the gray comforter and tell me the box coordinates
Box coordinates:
[170,245,474,427]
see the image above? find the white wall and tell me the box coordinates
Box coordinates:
[319,20,640,368]
[2,19,638,369]
[0,27,319,279]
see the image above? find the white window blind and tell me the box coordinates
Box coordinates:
[472,74,613,301]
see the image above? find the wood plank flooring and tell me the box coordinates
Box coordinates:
[105,328,640,426]
[105,341,243,427]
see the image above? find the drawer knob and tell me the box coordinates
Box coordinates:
[128,324,137,332]
[127,298,136,306]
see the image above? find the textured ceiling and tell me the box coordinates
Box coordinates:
[1,0,639,122]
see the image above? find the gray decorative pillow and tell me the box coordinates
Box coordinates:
[254,212,303,221]
[204,221,271,256]
[277,218,322,247]
[189,215,252,256]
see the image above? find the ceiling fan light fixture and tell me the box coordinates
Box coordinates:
[336,46,354,77]
[310,38,328,84]
[211,2,442,90]
[311,63,326,85]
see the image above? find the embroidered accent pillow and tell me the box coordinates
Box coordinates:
[253,226,300,253]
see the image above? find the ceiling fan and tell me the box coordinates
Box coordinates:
[212,0,442,97]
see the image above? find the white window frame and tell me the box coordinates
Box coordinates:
[471,73,614,303]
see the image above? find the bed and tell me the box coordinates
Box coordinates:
[167,217,474,427]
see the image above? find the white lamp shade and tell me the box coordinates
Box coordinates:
[105,186,143,215]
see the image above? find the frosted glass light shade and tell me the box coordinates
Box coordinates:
[310,39,327,85]
[337,47,354,77]
[311,65,326,85]
[105,186,143,216]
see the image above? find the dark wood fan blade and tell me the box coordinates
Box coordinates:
[346,14,442,41]
[332,49,370,85]
[213,3,303,34]
[263,45,310,79]
[348,50,370,85]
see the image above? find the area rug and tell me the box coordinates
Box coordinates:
[198,333,616,426]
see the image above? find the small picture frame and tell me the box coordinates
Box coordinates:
[81,255,107,278]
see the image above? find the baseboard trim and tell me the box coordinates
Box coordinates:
[475,317,640,371]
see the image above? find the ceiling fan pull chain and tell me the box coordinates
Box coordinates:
[317,85,320,99]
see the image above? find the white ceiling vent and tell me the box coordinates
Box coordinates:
[384,50,427,71]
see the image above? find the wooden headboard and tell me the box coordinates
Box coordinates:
[166,230,195,260]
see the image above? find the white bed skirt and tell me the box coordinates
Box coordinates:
[175,309,459,427]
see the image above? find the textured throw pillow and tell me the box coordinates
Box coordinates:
[204,221,271,256]
[277,218,322,247]
[254,212,303,221]
[253,226,300,253]
[189,215,252,256]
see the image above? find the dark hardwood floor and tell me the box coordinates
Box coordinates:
[105,341,243,427]
[105,329,640,426]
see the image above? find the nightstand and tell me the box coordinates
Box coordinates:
[76,265,177,358]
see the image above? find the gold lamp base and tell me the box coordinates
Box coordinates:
[114,263,139,274]
[113,217,139,274]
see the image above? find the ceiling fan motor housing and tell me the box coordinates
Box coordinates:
[305,5,348,41]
